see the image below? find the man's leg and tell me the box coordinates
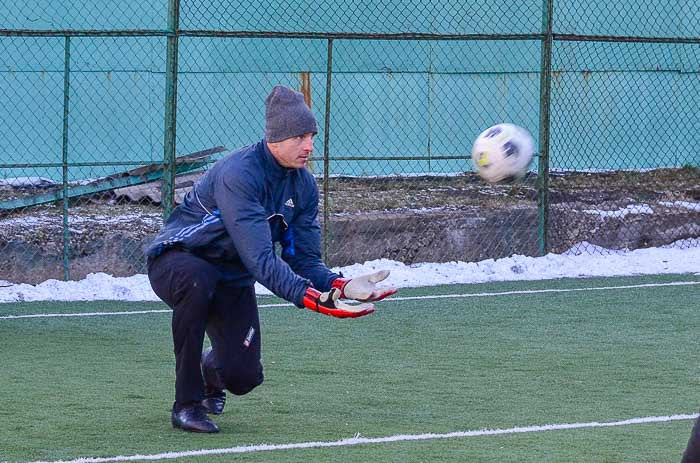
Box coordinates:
[148,250,221,432]
[201,346,226,414]
[204,284,264,406]
[682,413,700,463]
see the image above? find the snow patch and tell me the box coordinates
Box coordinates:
[1,239,698,303]
[0,177,56,187]
[581,204,654,218]
[659,201,700,212]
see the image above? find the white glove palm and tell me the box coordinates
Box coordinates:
[332,270,398,302]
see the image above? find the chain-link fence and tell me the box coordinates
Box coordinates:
[1,1,698,284]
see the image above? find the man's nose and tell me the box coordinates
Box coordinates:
[302,137,314,151]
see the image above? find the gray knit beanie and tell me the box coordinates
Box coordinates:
[265,85,318,142]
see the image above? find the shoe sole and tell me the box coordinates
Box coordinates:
[172,418,220,433]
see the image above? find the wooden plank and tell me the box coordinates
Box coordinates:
[114,171,203,204]
[0,146,227,211]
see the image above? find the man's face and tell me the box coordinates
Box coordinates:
[268,133,315,169]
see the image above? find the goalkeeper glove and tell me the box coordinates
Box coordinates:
[302,287,375,318]
[331,270,398,302]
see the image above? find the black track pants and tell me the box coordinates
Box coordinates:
[683,413,700,463]
[147,250,263,408]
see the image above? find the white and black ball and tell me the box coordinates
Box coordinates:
[471,123,535,183]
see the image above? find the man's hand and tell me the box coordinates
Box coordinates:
[302,287,375,318]
[331,270,398,302]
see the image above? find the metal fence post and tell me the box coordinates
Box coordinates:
[61,36,71,281]
[537,0,554,256]
[322,38,334,262]
[162,0,180,219]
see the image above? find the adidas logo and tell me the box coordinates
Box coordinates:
[284,198,295,208]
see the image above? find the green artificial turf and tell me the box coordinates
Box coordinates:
[0,274,698,462]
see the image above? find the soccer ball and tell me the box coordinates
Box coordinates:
[471,123,535,183]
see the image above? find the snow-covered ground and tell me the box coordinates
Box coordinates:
[1,239,698,303]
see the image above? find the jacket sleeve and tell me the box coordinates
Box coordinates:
[214,169,310,307]
[283,176,340,292]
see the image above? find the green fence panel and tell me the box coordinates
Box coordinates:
[0,0,697,284]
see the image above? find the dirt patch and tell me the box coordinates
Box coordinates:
[1,167,698,283]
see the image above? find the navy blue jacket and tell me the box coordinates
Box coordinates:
[146,140,339,307]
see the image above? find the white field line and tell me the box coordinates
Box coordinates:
[386,280,700,303]
[1,280,698,321]
[24,413,699,463]
[0,309,172,320]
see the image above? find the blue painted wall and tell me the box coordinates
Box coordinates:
[0,1,697,181]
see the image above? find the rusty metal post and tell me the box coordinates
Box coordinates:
[300,71,314,172]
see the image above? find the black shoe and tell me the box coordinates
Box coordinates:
[201,347,226,415]
[171,404,220,433]
[202,386,226,415]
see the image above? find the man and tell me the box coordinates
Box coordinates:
[146,85,396,433]
[683,413,700,462]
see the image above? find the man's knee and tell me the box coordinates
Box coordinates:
[220,364,264,396]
